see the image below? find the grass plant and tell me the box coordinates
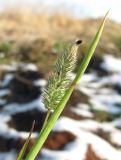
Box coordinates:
[17,11,108,160]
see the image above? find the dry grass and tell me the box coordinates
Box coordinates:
[0,10,121,73]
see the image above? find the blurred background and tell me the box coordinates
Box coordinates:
[0,0,121,160]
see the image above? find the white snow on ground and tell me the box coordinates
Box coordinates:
[75,55,121,114]
[3,96,46,114]
[112,118,121,128]
[0,55,121,159]
[20,63,38,71]
[76,103,90,111]
[0,150,17,160]
[0,113,38,139]
[111,131,121,146]
[78,73,97,83]
[33,79,47,87]
[0,64,16,72]
[70,106,93,118]
[0,114,11,131]
[0,99,6,105]
[0,74,13,87]
[0,63,38,72]
[101,55,121,73]
[41,139,87,160]
[0,89,10,97]
[41,117,121,160]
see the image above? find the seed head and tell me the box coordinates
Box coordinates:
[43,41,82,111]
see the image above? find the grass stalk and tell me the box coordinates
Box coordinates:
[25,11,108,160]
[16,120,35,160]
[41,110,51,132]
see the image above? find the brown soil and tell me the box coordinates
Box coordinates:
[43,131,76,150]
[0,131,75,153]
[62,89,92,120]
[94,129,121,149]
[7,70,44,104]
[85,144,103,160]
[62,107,89,120]
[0,136,23,152]
[93,129,111,143]
[67,90,89,106]
[8,109,46,132]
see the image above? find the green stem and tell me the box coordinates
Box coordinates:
[25,85,74,160]
[41,110,51,132]
[17,121,35,160]
[25,11,108,160]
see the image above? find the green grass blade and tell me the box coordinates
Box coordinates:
[16,120,35,160]
[25,11,108,160]
[73,11,109,84]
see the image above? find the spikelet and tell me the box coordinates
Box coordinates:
[43,40,82,111]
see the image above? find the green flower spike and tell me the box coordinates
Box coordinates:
[43,40,82,111]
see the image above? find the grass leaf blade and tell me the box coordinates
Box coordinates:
[16,120,35,160]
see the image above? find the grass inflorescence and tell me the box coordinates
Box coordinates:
[43,41,82,111]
